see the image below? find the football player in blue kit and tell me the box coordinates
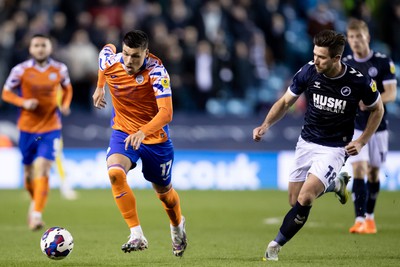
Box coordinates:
[253,29,384,261]
[343,19,397,234]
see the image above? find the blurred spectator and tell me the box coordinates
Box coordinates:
[307,2,335,38]
[0,0,398,117]
[60,29,99,111]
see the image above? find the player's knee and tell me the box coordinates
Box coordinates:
[108,168,126,186]
[157,188,179,208]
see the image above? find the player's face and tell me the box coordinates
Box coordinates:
[29,37,52,63]
[347,29,370,56]
[313,46,335,74]
[122,44,149,75]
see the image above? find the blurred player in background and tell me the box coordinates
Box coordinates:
[1,34,73,231]
[92,30,187,257]
[343,19,397,234]
[253,30,383,261]
[55,85,78,200]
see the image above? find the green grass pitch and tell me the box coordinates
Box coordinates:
[0,189,399,266]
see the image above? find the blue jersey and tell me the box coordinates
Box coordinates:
[289,61,380,147]
[342,51,397,131]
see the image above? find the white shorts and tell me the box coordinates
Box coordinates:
[347,129,388,168]
[289,136,347,190]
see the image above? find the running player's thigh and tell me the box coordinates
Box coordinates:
[368,130,388,168]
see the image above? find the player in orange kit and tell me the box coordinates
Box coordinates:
[1,34,73,231]
[92,30,187,257]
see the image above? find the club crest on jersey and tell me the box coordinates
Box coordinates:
[49,73,57,81]
[161,78,170,89]
[136,75,144,84]
[340,87,351,96]
[313,94,347,114]
[370,80,377,92]
[368,67,378,78]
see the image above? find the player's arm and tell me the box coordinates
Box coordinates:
[59,83,73,116]
[346,96,384,155]
[93,44,115,109]
[2,86,38,110]
[380,82,397,104]
[253,90,298,141]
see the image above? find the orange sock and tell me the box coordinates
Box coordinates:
[108,168,140,228]
[157,188,182,226]
[33,176,49,212]
[25,177,34,199]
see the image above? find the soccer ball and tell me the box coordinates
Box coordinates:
[40,227,74,260]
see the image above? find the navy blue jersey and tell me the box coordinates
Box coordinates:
[342,51,396,131]
[289,61,380,147]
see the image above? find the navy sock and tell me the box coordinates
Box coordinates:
[366,181,380,214]
[352,178,366,218]
[274,201,311,246]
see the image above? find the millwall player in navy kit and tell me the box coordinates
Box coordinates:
[253,30,384,261]
[344,19,397,234]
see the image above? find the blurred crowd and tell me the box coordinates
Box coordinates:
[1,0,400,116]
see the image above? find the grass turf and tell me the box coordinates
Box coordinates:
[0,189,399,266]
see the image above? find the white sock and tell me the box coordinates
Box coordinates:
[130,225,143,238]
[365,213,374,220]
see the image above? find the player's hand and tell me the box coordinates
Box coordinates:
[60,106,71,116]
[92,87,106,109]
[253,126,267,142]
[124,130,146,150]
[22,98,39,110]
[345,140,364,156]
[359,101,367,111]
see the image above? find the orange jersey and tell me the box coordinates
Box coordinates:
[2,58,73,133]
[97,44,173,144]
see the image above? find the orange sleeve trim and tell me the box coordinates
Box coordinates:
[139,97,173,136]
[1,89,24,107]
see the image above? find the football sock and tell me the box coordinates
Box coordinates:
[33,176,49,212]
[275,201,311,246]
[352,178,366,218]
[130,225,144,238]
[25,177,34,199]
[157,188,182,227]
[108,167,140,228]
[366,181,380,214]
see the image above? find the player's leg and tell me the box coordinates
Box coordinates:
[107,155,147,252]
[141,140,187,257]
[106,130,147,252]
[30,156,52,231]
[347,130,369,233]
[363,130,387,234]
[56,137,77,200]
[265,174,323,261]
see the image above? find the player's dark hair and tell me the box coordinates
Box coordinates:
[313,30,346,59]
[123,30,149,50]
[31,33,50,40]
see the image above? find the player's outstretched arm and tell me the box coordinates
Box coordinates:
[253,91,297,142]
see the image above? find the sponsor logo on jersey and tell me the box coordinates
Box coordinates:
[136,74,144,84]
[370,80,377,92]
[313,94,347,113]
[161,78,170,89]
[390,62,396,74]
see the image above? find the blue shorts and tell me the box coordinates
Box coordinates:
[107,130,174,186]
[19,130,61,165]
